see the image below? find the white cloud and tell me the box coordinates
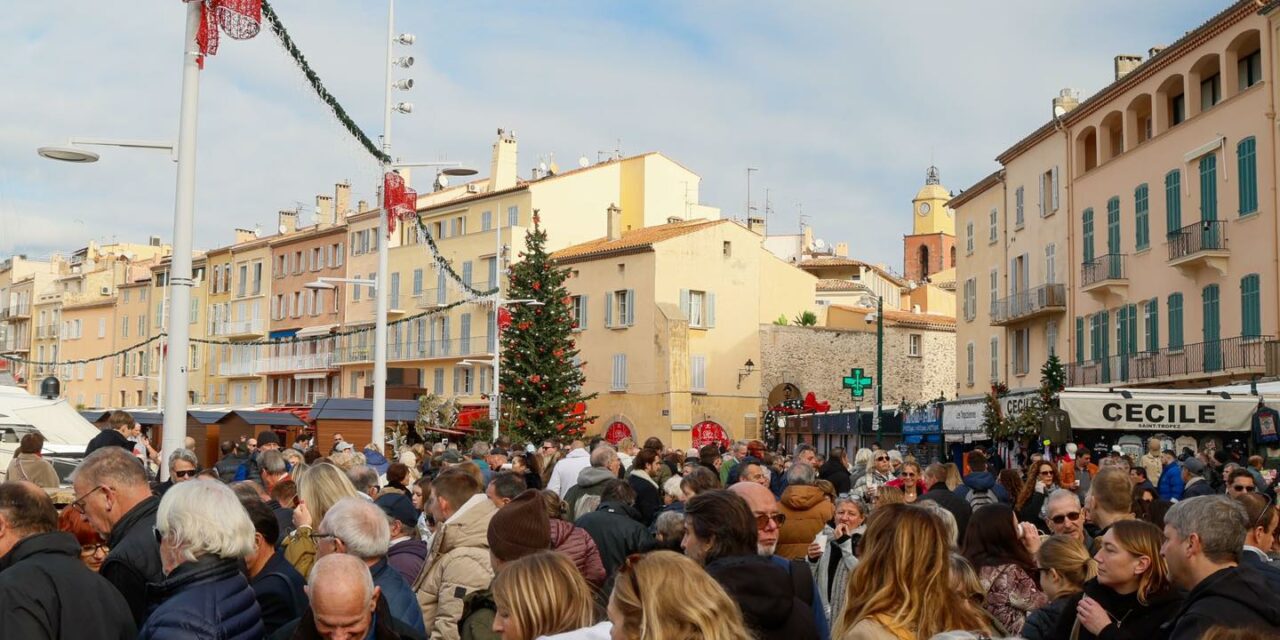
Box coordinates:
[0,0,1211,272]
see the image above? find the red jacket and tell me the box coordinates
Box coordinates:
[549,518,606,589]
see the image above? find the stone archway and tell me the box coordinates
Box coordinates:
[767,382,803,409]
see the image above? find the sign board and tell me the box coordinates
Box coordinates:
[942,399,985,434]
[842,368,873,398]
[1060,391,1256,432]
[903,406,942,436]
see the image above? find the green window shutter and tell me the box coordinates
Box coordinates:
[1076,316,1085,363]
[1168,293,1183,350]
[1106,197,1121,255]
[1199,155,1218,221]
[1146,299,1159,352]
[1128,304,1138,355]
[1165,170,1182,235]
[1082,209,1095,263]
[1202,285,1220,342]
[1134,184,1149,250]
[1242,274,1260,337]
[1238,137,1258,215]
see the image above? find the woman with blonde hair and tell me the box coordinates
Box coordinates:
[943,462,964,491]
[609,550,750,640]
[836,503,991,639]
[1048,519,1182,639]
[282,462,359,577]
[1023,535,1096,640]
[491,551,603,639]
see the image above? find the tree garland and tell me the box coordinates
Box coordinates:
[413,216,499,299]
[260,0,390,164]
[0,333,166,368]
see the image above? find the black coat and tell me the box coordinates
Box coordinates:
[270,593,426,640]
[575,500,654,581]
[100,495,164,627]
[917,482,973,544]
[137,556,264,640]
[818,459,852,496]
[1162,566,1280,639]
[0,531,136,639]
[85,428,134,457]
[1050,578,1182,640]
[1018,490,1049,533]
[1022,596,1070,640]
[706,555,818,640]
[251,552,309,637]
[626,472,662,526]
[215,453,250,483]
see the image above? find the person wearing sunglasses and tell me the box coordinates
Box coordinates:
[1226,469,1258,497]
[1016,461,1061,533]
[1044,489,1091,549]
[851,450,895,499]
[153,449,200,499]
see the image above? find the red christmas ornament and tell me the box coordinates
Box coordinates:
[532,281,542,291]
[553,348,564,358]
[530,374,542,383]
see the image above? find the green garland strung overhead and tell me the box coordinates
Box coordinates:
[0,333,166,368]
[412,216,499,299]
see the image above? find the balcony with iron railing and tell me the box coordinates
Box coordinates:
[990,283,1067,326]
[0,336,28,353]
[257,352,336,373]
[1067,335,1272,386]
[1168,220,1229,276]
[0,305,31,321]
[35,324,60,340]
[1080,253,1127,298]
[209,318,266,339]
[332,335,495,364]
[414,281,500,309]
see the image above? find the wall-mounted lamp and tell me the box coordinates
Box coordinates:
[736,359,756,388]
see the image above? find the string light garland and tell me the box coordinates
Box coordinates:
[0,334,167,368]
[260,0,391,164]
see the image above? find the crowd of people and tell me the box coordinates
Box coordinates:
[2,411,1279,639]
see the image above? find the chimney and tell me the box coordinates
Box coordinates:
[315,195,335,227]
[746,217,765,235]
[607,203,622,241]
[1114,54,1143,81]
[335,181,351,218]
[802,226,814,252]
[834,241,849,258]
[1148,45,1165,59]
[489,128,518,192]
[278,210,298,235]
[357,199,369,213]
[233,228,257,244]
[1052,88,1080,118]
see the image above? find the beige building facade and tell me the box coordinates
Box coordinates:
[954,0,1276,397]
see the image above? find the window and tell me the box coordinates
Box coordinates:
[95,360,104,380]
[988,208,998,243]
[1082,208,1095,263]
[908,334,922,357]
[98,318,106,338]
[1039,167,1059,216]
[1013,328,1030,376]
[606,290,635,328]
[123,289,131,303]
[460,313,472,354]
[454,216,466,236]
[1014,187,1024,228]
[461,261,473,289]
[1165,170,1182,235]
[389,272,400,310]
[989,337,999,382]
[436,270,447,305]
[433,369,445,395]
[137,316,145,336]
[1238,137,1258,215]
[611,354,628,391]
[453,366,473,395]
[723,241,732,257]
[1171,93,1186,126]
[989,269,998,316]
[1168,293,1184,350]
[121,316,129,338]
[1045,244,1057,284]
[486,258,498,289]
[507,206,519,227]
[294,251,303,274]
[570,295,587,330]
[965,222,974,255]
[481,210,492,231]
[332,246,342,269]
[1241,274,1261,337]
[691,355,707,393]
[352,277,361,301]
[1134,184,1149,250]
[966,342,975,386]
[684,290,706,328]
[963,278,976,322]
[1239,49,1262,91]
[1145,299,1159,352]
[313,247,323,271]
[412,269,424,296]
[1199,73,1220,112]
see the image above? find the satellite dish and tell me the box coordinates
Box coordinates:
[1053,104,1067,118]
[578,156,589,168]
[538,161,548,173]
[278,224,288,235]
[548,162,560,175]
[436,173,449,188]
[814,238,827,250]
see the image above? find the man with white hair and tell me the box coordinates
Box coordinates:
[346,464,381,500]
[315,496,426,636]
[273,553,422,639]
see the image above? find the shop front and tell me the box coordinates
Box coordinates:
[1059,389,1261,459]
[778,409,902,454]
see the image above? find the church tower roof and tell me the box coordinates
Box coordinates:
[914,165,950,201]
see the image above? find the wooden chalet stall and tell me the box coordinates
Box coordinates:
[310,398,420,455]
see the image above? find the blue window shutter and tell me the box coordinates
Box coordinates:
[413,269,423,295]
[580,294,589,329]
[462,261,473,287]
[625,289,635,325]
[461,314,472,354]
[604,292,614,328]
[707,292,716,328]
[487,259,497,289]
[679,289,690,320]
[442,316,452,355]
[437,270,446,304]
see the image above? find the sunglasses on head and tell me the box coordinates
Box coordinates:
[1050,511,1082,525]
[755,513,787,529]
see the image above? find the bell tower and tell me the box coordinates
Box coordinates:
[903,166,956,283]
[911,166,954,236]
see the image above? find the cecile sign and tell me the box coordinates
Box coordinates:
[1061,391,1255,432]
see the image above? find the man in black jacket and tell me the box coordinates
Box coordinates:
[241,497,307,636]
[917,463,971,545]
[71,446,164,627]
[0,481,137,638]
[575,479,653,584]
[215,440,251,483]
[817,447,852,496]
[1161,495,1280,638]
[625,448,663,526]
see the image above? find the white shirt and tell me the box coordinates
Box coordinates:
[547,448,592,498]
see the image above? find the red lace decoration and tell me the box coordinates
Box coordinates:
[185,0,262,68]
[383,171,418,235]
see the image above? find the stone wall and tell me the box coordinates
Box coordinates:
[759,323,956,410]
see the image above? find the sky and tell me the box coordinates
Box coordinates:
[0,1,1220,272]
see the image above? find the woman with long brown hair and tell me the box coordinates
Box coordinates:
[1016,460,1061,532]
[836,503,991,639]
[609,550,750,640]
[491,551,601,639]
[960,503,1046,635]
[1049,519,1182,639]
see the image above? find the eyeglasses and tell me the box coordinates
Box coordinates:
[173,469,197,479]
[875,456,890,462]
[902,472,917,478]
[1232,484,1257,493]
[1049,511,1082,525]
[153,526,165,546]
[755,513,787,530]
[81,543,107,557]
[69,485,104,515]
[312,532,340,546]
[1038,470,1055,477]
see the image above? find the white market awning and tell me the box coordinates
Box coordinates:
[1060,389,1258,432]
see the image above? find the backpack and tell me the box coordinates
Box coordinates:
[966,487,997,509]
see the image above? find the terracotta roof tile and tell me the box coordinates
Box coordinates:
[551,219,728,262]
[797,257,907,287]
[816,279,869,292]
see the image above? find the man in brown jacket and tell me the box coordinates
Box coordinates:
[413,468,496,640]
[776,462,834,560]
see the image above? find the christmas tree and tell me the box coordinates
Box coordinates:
[499,211,596,444]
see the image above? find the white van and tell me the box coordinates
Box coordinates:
[0,385,100,485]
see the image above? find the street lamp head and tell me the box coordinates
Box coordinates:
[37,146,100,163]
[396,33,416,45]
[394,56,415,68]
[393,102,414,114]
[441,167,479,176]
[304,279,337,290]
[393,78,414,91]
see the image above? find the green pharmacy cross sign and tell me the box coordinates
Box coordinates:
[842,368,873,398]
